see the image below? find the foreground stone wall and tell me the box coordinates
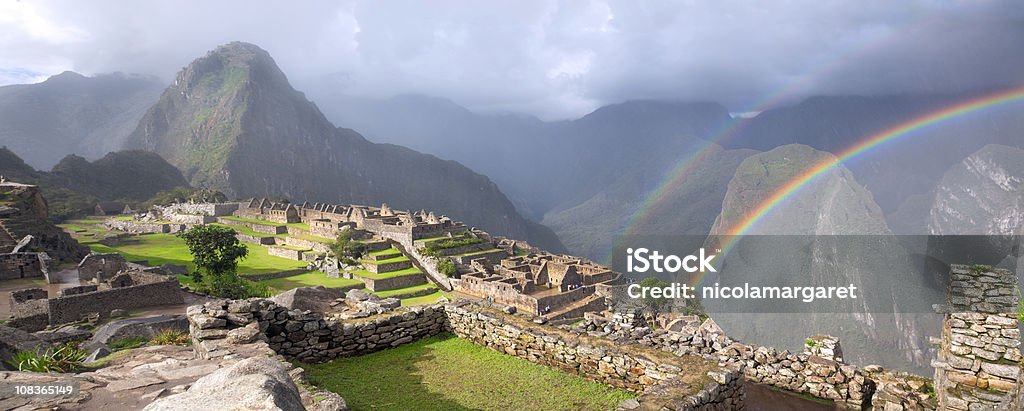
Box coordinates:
[933,265,1022,410]
[188,298,744,409]
[188,299,447,363]
[446,302,744,409]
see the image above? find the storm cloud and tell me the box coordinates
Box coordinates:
[1,0,1022,119]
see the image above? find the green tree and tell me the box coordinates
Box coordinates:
[330,230,366,265]
[437,258,457,277]
[179,225,251,298]
[639,277,670,313]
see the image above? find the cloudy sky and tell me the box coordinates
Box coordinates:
[1,0,1022,119]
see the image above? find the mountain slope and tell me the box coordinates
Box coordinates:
[929,144,1024,235]
[706,144,940,373]
[0,147,189,220]
[125,42,564,251]
[0,72,163,169]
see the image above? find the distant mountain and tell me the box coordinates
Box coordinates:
[0,147,189,220]
[710,144,890,235]
[726,94,1024,215]
[929,144,1024,235]
[125,42,565,251]
[0,72,163,169]
[707,144,940,373]
[49,150,190,201]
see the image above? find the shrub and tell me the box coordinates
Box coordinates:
[437,258,457,277]
[151,328,191,346]
[7,344,87,373]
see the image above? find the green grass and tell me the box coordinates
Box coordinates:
[367,247,403,257]
[301,334,634,411]
[85,233,306,275]
[350,267,422,280]
[453,248,501,258]
[401,291,449,306]
[274,244,311,251]
[372,283,438,298]
[258,271,364,292]
[287,222,310,231]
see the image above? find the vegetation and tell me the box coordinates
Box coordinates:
[437,258,457,277]
[150,328,191,346]
[639,277,670,313]
[418,236,486,258]
[258,271,364,293]
[372,283,439,299]
[179,225,266,298]
[968,264,993,274]
[401,291,448,306]
[6,344,88,373]
[330,230,366,265]
[80,232,306,274]
[301,334,633,411]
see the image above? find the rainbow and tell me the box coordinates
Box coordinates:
[723,85,1024,238]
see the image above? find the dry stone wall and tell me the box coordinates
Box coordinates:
[187,298,447,363]
[933,265,1022,410]
[0,252,46,280]
[47,272,183,325]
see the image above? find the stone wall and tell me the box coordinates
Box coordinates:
[158,203,239,217]
[392,241,452,291]
[933,265,1022,410]
[279,236,331,253]
[359,272,427,292]
[267,246,303,261]
[187,299,447,363]
[188,298,744,409]
[446,302,744,409]
[106,219,191,234]
[451,275,541,313]
[76,253,127,282]
[236,233,276,245]
[47,272,183,325]
[362,259,413,274]
[574,315,874,407]
[216,217,286,235]
[0,252,45,280]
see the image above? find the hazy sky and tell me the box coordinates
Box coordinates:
[1,0,1022,119]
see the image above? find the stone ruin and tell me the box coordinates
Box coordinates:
[932,265,1022,409]
[187,298,745,410]
[453,252,620,318]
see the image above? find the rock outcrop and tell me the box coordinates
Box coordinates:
[143,356,305,411]
[929,144,1024,235]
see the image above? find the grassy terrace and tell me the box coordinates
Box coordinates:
[371,283,438,298]
[259,271,364,292]
[84,233,306,275]
[401,291,448,306]
[302,334,634,411]
[367,247,403,257]
[454,248,502,258]
[350,267,422,280]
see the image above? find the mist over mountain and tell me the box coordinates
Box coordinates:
[707,144,941,372]
[0,72,163,169]
[124,42,565,252]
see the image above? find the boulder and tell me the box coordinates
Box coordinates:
[34,324,92,345]
[226,323,262,345]
[345,289,379,304]
[84,315,188,350]
[271,286,346,313]
[142,356,304,411]
[0,325,51,370]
